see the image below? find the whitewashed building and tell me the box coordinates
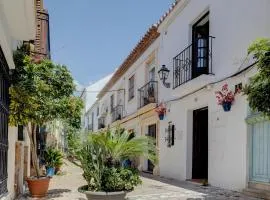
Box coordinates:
[157,0,270,194]
[0,0,36,199]
[96,25,161,173]
[80,74,113,133]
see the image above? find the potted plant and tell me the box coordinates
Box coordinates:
[44,148,64,176]
[215,83,239,112]
[155,102,166,120]
[55,155,64,175]
[78,128,157,200]
[10,50,83,197]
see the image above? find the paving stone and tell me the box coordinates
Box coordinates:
[17,160,261,200]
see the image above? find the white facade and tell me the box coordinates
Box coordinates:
[82,0,270,192]
[85,101,99,132]
[96,31,161,173]
[98,37,160,131]
[0,1,36,199]
[157,0,270,191]
[80,74,113,133]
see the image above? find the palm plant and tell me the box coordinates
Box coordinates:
[90,128,157,167]
[78,128,157,192]
[44,148,64,168]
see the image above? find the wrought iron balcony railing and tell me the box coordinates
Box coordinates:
[138,81,158,108]
[98,117,105,129]
[111,105,123,122]
[173,36,214,89]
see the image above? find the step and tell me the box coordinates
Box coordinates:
[243,188,270,200]
[249,181,270,191]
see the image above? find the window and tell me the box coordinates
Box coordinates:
[110,94,114,112]
[192,12,209,78]
[149,67,155,82]
[128,75,135,100]
[91,112,94,126]
[97,106,99,116]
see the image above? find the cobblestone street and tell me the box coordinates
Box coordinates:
[18,160,260,200]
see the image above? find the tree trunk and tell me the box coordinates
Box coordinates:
[27,123,41,178]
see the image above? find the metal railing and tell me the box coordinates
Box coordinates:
[138,81,158,108]
[173,36,214,89]
[111,105,123,122]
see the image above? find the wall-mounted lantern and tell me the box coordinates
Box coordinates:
[158,65,170,88]
[165,122,175,147]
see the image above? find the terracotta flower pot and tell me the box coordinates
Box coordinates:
[26,177,50,198]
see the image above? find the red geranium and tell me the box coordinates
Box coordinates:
[155,102,166,115]
[215,83,236,105]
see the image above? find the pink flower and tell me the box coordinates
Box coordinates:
[155,103,166,115]
[222,83,228,91]
[215,83,237,105]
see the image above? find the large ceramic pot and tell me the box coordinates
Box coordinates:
[26,177,50,198]
[85,191,127,200]
[79,186,127,200]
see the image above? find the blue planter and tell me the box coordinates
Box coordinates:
[46,167,55,177]
[159,114,165,120]
[222,102,232,112]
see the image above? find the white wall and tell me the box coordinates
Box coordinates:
[158,0,270,191]
[0,1,35,199]
[85,102,99,132]
[159,74,251,190]
[98,38,160,127]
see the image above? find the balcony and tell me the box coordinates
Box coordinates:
[138,81,158,108]
[173,36,214,89]
[111,105,123,122]
[98,117,105,129]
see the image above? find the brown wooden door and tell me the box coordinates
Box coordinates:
[147,124,156,172]
[192,108,208,179]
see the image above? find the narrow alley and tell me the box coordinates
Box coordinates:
[18,160,259,200]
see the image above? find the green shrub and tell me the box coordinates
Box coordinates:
[78,128,157,192]
[44,147,64,168]
[102,167,142,192]
[244,38,270,116]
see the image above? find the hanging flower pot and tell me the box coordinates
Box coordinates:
[159,114,165,120]
[222,102,232,112]
[155,102,166,120]
[215,83,240,112]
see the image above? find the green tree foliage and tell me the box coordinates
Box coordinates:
[9,48,83,177]
[66,126,81,159]
[244,38,270,116]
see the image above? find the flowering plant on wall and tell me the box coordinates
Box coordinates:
[215,83,240,112]
[155,102,166,120]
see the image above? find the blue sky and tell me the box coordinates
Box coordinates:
[45,0,174,87]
